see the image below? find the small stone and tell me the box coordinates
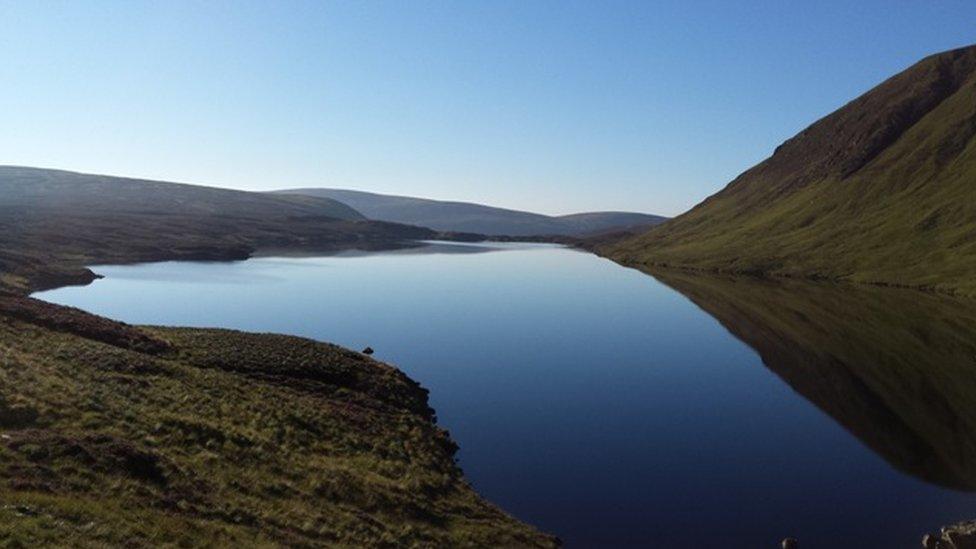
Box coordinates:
[14,505,37,517]
[361,347,374,355]
[781,538,798,549]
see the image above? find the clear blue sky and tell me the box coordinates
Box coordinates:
[2,1,974,216]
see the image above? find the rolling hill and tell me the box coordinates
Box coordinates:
[604,44,976,296]
[0,166,364,220]
[0,167,445,293]
[274,188,667,236]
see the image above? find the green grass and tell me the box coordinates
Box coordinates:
[605,45,976,297]
[0,298,557,547]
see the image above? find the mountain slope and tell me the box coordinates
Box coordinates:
[605,44,976,296]
[275,188,667,236]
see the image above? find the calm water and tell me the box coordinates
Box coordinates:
[35,242,976,548]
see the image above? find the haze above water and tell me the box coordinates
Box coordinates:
[36,242,976,548]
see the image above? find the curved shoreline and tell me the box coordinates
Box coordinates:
[0,244,560,546]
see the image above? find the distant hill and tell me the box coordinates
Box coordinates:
[604,44,976,296]
[0,166,364,221]
[0,167,442,293]
[274,188,667,236]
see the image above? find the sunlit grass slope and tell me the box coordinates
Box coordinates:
[606,45,976,296]
[0,296,557,547]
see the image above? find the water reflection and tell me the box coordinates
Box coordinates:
[254,240,518,258]
[649,269,976,491]
[35,248,976,547]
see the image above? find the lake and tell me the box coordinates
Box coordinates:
[35,241,976,548]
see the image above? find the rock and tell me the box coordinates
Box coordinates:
[922,521,976,549]
[361,347,374,355]
[781,538,798,549]
[14,505,38,517]
[947,529,976,549]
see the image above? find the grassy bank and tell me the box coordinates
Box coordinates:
[0,296,557,547]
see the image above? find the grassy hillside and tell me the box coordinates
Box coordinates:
[276,188,667,237]
[605,45,976,296]
[0,295,556,547]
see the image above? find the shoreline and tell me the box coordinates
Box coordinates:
[581,243,976,300]
[0,239,561,546]
[8,237,975,547]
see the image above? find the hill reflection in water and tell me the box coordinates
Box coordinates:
[649,269,976,492]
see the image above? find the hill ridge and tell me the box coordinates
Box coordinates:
[0,167,456,294]
[0,166,365,220]
[605,44,976,296]
[275,187,667,236]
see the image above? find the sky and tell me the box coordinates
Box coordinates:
[1,2,975,216]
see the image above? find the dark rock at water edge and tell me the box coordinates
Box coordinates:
[923,520,976,548]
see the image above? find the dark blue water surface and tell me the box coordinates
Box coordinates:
[35,242,976,548]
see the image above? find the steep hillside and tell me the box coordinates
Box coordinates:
[275,188,667,236]
[0,295,557,547]
[605,45,976,296]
